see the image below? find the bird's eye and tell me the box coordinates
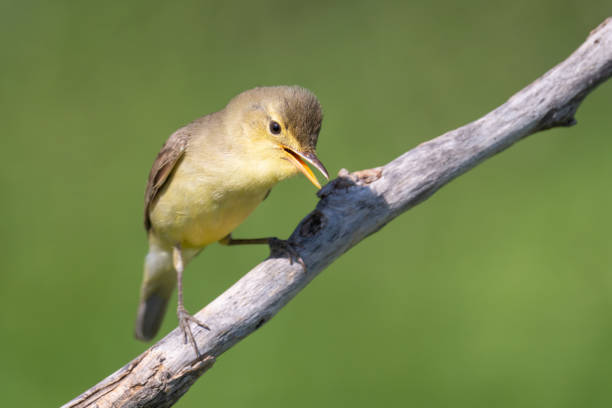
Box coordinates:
[269,121,281,135]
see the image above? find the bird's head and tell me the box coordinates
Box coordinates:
[224,86,329,189]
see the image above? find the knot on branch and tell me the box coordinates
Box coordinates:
[299,210,326,237]
[317,167,383,198]
[339,167,383,185]
[538,105,578,130]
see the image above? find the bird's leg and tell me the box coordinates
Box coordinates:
[219,234,306,270]
[173,245,210,358]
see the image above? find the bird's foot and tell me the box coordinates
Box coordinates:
[268,238,306,271]
[177,306,210,358]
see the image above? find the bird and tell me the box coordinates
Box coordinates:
[134,86,329,356]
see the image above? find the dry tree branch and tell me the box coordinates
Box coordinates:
[63,18,612,408]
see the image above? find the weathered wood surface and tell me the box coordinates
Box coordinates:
[63,18,612,408]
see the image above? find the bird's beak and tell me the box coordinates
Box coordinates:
[281,146,329,189]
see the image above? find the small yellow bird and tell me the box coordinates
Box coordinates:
[134,86,328,355]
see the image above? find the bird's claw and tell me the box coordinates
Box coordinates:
[177,306,210,358]
[268,238,306,271]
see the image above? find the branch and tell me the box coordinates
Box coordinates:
[63,18,612,408]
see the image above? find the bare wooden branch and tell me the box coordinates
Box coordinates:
[63,18,612,408]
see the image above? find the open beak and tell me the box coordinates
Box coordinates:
[281,146,329,189]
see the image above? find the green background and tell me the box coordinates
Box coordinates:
[2,1,612,407]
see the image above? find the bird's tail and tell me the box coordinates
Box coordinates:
[134,243,176,341]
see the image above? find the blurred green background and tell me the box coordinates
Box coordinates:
[1,1,612,407]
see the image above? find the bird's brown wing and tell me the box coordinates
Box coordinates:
[144,128,190,230]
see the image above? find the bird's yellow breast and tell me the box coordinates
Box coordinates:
[148,148,288,249]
